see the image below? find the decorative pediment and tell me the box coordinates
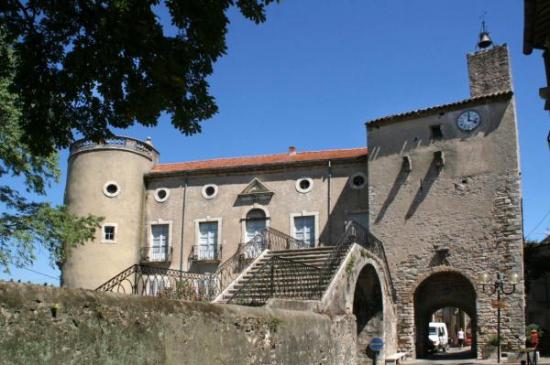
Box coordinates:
[239,178,274,198]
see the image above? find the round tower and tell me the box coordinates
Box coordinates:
[62,136,159,289]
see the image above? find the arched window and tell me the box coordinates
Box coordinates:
[245,208,267,242]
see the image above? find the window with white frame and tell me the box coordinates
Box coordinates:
[293,215,316,247]
[245,209,267,242]
[101,224,117,243]
[150,224,169,261]
[197,221,219,260]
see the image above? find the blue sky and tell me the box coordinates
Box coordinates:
[2,0,549,285]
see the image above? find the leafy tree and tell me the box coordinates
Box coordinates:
[0,1,278,271]
[0,0,278,157]
[0,30,101,271]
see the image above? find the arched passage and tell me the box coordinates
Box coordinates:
[414,271,477,359]
[353,264,384,361]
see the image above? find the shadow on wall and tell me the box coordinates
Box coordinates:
[405,159,442,220]
[374,167,409,224]
[319,175,369,245]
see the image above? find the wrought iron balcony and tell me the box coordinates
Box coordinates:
[190,244,221,263]
[141,245,173,263]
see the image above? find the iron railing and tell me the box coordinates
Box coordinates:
[96,224,395,305]
[365,231,396,300]
[317,220,395,300]
[224,221,395,305]
[227,256,322,305]
[141,246,173,263]
[95,265,217,301]
[190,244,221,261]
[214,227,306,292]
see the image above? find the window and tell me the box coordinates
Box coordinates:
[103,181,120,198]
[295,177,313,193]
[349,173,367,190]
[201,184,218,199]
[293,216,316,247]
[245,209,267,242]
[154,188,170,203]
[430,125,443,139]
[102,224,117,243]
[151,224,169,261]
[197,221,218,260]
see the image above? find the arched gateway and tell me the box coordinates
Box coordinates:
[414,271,477,358]
[353,264,384,361]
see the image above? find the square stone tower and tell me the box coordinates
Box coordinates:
[367,45,525,358]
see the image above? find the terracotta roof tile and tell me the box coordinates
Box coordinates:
[150,147,368,175]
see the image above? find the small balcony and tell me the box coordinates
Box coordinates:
[190,244,221,264]
[141,245,172,264]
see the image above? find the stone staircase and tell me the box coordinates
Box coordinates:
[215,245,351,305]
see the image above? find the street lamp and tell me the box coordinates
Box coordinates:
[480,272,519,364]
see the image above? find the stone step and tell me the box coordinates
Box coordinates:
[218,244,352,304]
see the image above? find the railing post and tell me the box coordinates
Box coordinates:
[270,259,275,297]
[133,264,140,294]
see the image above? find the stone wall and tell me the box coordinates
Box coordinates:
[367,52,525,358]
[467,45,513,97]
[0,282,356,365]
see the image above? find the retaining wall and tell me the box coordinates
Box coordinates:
[0,282,356,365]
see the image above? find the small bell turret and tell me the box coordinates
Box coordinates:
[477,21,493,49]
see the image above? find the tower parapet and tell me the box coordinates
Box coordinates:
[69,136,159,162]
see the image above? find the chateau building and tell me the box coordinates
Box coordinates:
[63,144,368,289]
[62,43,526,360]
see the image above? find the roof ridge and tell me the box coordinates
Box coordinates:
[155,147,368,167]
[366,90,513,126]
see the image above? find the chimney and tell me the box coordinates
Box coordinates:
[467,44,513,97]
[288,146,297,155]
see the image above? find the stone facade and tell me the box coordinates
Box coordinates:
[468,45,513,97]
[368,45,525,358]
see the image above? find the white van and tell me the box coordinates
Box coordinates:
[428,322,449,352]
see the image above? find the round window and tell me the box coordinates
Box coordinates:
[154,188,170,203]
[201,184,218,199]
[103,181,121,198]
[295,177,313,193]
[350,173,367,189]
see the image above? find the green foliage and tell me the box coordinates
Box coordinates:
[0,0,279,157]
[346,256,356,277]
[0,1,279,272]
[268,317,282,333]
[0,30,102,271]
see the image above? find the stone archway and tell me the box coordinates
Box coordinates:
[414,271,477,359]
[353,264,384,361]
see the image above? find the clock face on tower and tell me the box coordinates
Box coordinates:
[456,110,481,131]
